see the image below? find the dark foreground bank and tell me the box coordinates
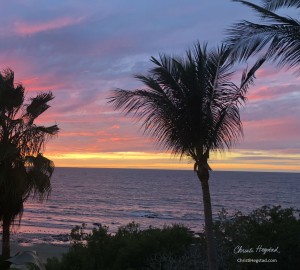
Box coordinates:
[40,205,300,270]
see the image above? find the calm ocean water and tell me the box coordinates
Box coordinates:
[12,168,300,244]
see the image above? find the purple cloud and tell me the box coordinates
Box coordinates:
[0,0,298,170]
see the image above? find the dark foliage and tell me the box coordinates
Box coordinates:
[214,205,300,270]
[0,68,59,262]
[46,223,194,270]
[45,206,300,270]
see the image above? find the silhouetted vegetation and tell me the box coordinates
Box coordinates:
[45,205,300,270]
[214,205,300,270]
[0,69,59,268]
[227,0,300,71]
[108,42,263,270]
[46,222,195,270]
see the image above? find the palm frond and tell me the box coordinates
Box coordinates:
[25,154,53,201]
[263,0,300,10]
[233,0,300,25]
[227,0,300,71]
[25,92,54,124]
[0,68,58,230]
[0,69,25,111]
[0,143,19,161]
[1,69,15,87]
[240,56,266,94]
[227,21,282,60]
[108,42,258,163]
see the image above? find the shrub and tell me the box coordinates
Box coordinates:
[214,205,300,270]
[45,206,300,270]
[45,222,194,270]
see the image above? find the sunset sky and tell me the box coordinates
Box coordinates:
[1,0,299,172]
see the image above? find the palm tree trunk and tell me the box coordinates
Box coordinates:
[197,169,218,270]
[2,215,11,259]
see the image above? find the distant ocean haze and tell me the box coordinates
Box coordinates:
[11,168,300,244]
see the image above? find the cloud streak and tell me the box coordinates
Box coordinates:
[0,0,299,171]
[14,17,85,36]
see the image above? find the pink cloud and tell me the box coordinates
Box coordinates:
[59,132,100,137]
[255,67,278,79]
[247,84,299,101]
[97,137,133,143]
[241,116,300,150]
[14,17,85,35]
[110,125,120,129]
[20,76,65,92]
[0,55,67,92]
[46,134,154,154]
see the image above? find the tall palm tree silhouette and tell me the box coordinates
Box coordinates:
[227,0,300,70]
[108,43,263,270]
[0,69,59,264]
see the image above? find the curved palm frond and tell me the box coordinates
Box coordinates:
[263,0,300,10]
[17,124,59,156]
[25,154,53,201]
[232,0,300,24]
[108,42,261,162]
[0,68,58,246]
[0,69,25,112]
[25,92,55,124]
[227,0,300,71]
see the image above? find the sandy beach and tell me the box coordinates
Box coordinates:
[11,242,69,263]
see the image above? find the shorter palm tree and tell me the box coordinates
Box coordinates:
[0,69,59,263]
[227,0,300,70]
[108,42,263,270]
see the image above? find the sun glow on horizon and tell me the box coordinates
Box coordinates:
[0,1,299,176]
[46,150,300,173]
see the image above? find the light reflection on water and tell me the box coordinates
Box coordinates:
[12,168,300,244]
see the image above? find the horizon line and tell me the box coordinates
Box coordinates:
[53,166,300,174]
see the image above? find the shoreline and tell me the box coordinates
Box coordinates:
[9,230,70,263]
[11,241,69,263]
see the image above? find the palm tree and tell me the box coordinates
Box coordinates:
[0,69,59,263]
[108,43,263,270]
[227,0,300,70]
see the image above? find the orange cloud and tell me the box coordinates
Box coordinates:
[97,137,132,142]
[213,162,300,172]
[59,131,99,137]
[44,150,300,172]
[20,76,65,92]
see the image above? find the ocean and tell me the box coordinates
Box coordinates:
[11,168,300,245]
